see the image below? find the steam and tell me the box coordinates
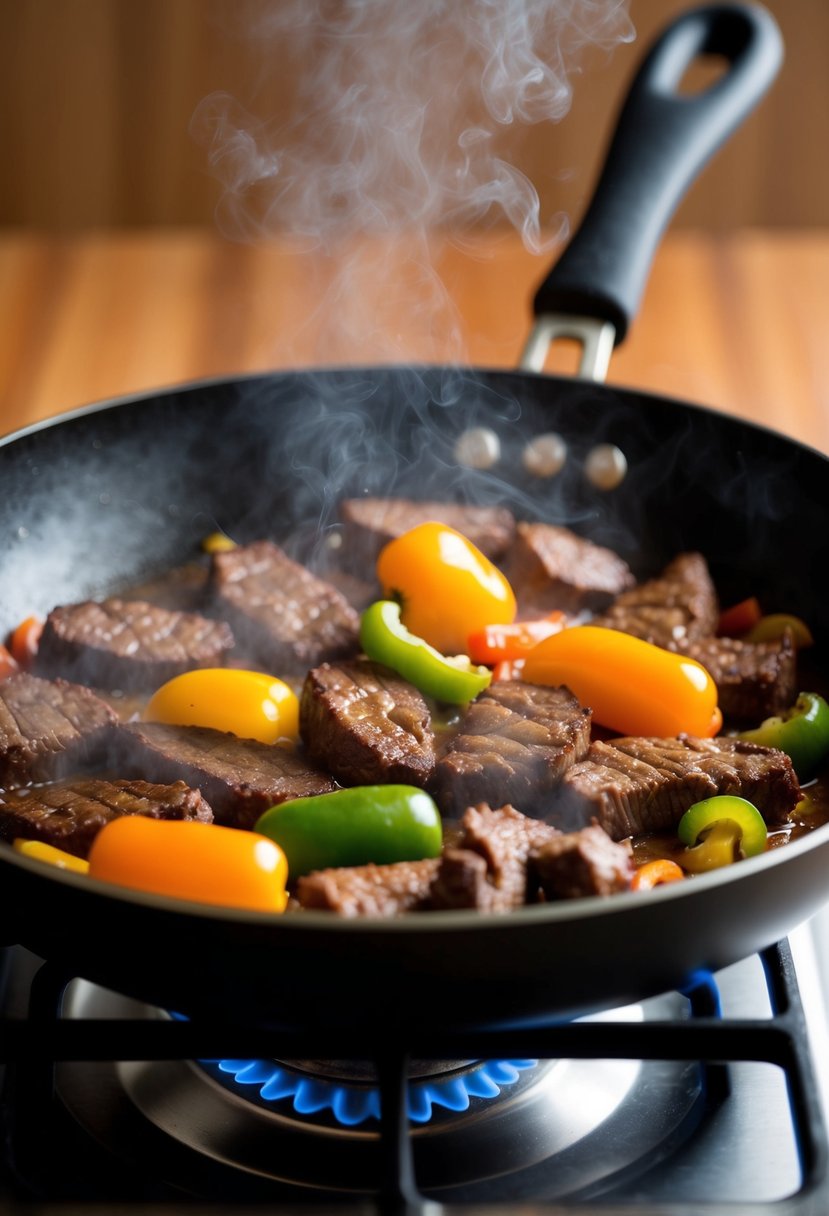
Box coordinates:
[193,0,634,363]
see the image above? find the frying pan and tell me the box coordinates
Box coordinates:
[1,3,825,1036]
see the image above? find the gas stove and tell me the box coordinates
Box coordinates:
[1,922,829,1214]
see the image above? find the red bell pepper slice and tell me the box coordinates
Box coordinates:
[716,596,762,637]
[468,612,566,665]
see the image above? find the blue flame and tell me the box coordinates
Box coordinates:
[202,1057,537,1126]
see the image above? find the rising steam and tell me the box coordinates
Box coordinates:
[193,0,634,361]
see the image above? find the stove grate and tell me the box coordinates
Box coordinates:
[0,940,827,1213]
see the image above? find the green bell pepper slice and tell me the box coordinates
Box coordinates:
[254,785,442,877]
[679,820,744,873]
[738,691,829,782]
[677,795,768,873]
[360,600,492,704]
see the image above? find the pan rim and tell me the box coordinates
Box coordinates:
[1,367,827,944]
[2,364,827,464]
[3,818,828,933]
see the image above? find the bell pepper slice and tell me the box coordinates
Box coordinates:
[254,785,443,878]
[0,644,19,681]
[13,838,90,874]
[743,613,814,648]
[376,521,516,656]
[144,668,299,745]
[467,612,567,665]
[739,692,829,782]
[717,596,762,637]
[201,531,237,554]
[679,820,744,873]
[8,616,42,667]
[88,819,289,913]
[677,795,768,872]
[630,859,684,890]
[523,625,719,738]
[492,658,526,682]
[360,600,491,704]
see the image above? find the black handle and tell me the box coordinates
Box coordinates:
[533,4,783,344]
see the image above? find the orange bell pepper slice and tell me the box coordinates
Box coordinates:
[88,818,289,913]
[376,521,516,657]
[9,615,43,667]
[523,625,719,738]
[631,859,685,890]
[0,644,19,681]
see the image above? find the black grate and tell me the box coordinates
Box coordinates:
[0,940,827,1214]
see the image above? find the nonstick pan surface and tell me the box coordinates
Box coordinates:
[3,4,824,1034]
[1,364,827,1033]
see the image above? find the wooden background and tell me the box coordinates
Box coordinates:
[0,0,826,232]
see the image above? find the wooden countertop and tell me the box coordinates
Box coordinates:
[1,228,827,455]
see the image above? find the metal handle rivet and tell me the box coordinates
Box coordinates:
[454,427,501,469]
[585,443,627,490]
[523,432,568,477]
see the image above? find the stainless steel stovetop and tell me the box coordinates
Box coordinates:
[1,919,829,1214]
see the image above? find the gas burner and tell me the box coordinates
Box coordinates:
[204,1054,538,1126]
[53,978,707,1200]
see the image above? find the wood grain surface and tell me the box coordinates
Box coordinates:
[0,229,827,456]
[1,0,827,231]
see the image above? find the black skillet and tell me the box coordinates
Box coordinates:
[2,4,826,1036]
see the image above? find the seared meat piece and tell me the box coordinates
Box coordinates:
[338,498,515,567]
[35,598,234,691]
[554,735,801,840]
[432,682,591,817]
[117,722,335,830]
[209,540,359,674]
[528,826,633,900]
[428,848,495,911]
[594,552,718,649]
[296,858,440,917]
[301,660,435,787]
[321,570,377,614]
[430,803,562,911]
[0,777,213,860]
[502,522,634,617]
[0,672,118,787]
[683,634,797,724]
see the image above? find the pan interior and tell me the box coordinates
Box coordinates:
[1,367,828,1028]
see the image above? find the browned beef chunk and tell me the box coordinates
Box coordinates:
[432,682,591,817]
[116,722,335,830]
[301,660,435,787]
[430,803,562,911]
[338,498,515,568]
[427,847,494,911]
[321,570,377,614]
[0,672,118,787]
[683,634,797,724]
[502,522,635,617]
[0,777,213,859]
[35,598,234,691]
[554,735,801,840]
[528,826,633,900]
[593,552,718,648]
[295,858,440,917]
[209,540,359,674]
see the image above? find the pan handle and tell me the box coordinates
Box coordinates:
[521,3,783,380]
